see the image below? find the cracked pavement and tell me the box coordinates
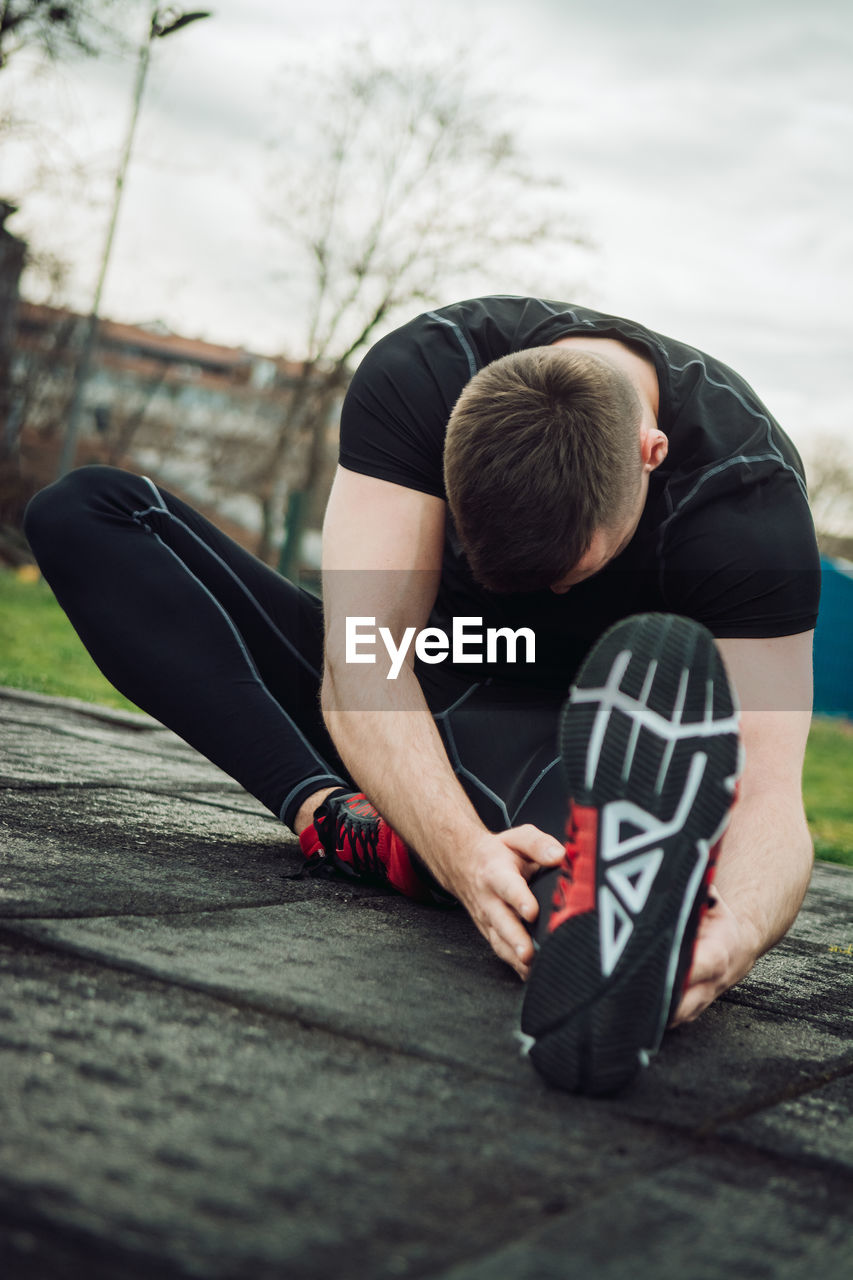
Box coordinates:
[1,687,852,1279]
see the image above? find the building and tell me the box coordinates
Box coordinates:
[12,302,341,558]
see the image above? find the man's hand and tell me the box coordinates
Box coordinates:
[670,888,761,1026]
[666,632,814,1026]
[441,825,565,979]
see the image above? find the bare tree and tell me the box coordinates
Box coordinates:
[260,43,588,570]
[0,0,134,483]
[0,0,130,71]
[806,433,853,557]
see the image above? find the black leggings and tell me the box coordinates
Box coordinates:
[24,467,568,839]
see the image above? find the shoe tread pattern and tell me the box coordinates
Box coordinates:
[521,614,742,1095]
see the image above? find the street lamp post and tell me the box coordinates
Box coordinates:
[57,6,211,478]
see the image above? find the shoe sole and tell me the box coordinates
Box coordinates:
[520,613,742,1096]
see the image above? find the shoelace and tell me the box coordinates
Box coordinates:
[336,811,388,881]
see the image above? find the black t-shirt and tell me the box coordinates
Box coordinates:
[339,296,820,688]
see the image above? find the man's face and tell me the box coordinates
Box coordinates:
[549,477,648,595]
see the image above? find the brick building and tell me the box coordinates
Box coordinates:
[12,302,341,558]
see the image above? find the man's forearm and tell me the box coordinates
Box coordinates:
[714,789,814,960]
[672,790,813,1025]
[322,661,487,887]
[321,657,565,978]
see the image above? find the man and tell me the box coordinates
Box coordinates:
[24,295,820,1095]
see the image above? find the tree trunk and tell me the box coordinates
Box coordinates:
[256,491,277,566]
[0,206,26,466]
[277,378,340,579]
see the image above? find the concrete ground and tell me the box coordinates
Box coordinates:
[1,686,851,1280]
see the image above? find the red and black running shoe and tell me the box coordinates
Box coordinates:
[299,789,454,906]
[521,613,742,1096]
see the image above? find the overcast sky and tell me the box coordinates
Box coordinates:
[2,0,852,461]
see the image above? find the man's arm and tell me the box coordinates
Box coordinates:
[321,466,563,977]
[672,630,815,1024]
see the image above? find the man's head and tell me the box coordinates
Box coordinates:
[443,345,665,593]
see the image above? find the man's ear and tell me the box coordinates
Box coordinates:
[640,427,668,473]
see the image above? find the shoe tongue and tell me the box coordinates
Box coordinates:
[341,794,379,819]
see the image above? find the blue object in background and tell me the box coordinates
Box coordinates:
[814,556,853,718]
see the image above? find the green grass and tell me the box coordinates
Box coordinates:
[1,568,852,866]
[0,568,138,712]
[802,717,853,867]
